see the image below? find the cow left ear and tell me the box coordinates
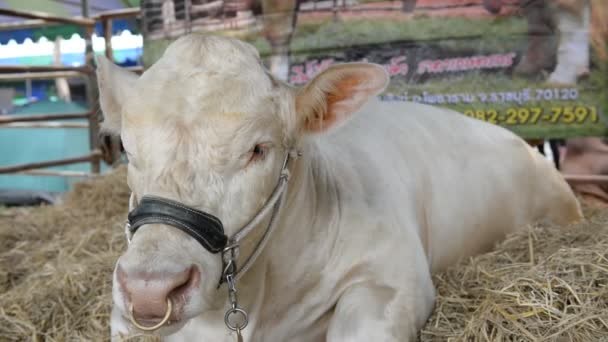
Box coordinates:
[96,55,138,134]
[295,63,389,134]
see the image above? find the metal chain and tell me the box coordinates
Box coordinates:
[218,149,300,340]
[223,245,248,341]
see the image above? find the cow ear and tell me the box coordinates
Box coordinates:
[96,55,138,134]
[295,63,388,134]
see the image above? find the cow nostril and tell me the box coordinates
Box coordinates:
[118,265,201,322]
[167,266,200,300]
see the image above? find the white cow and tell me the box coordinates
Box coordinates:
[99,34,582,341]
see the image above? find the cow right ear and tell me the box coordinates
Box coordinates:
[295,63,388,134]
[96,55,138,134]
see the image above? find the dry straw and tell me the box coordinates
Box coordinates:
[420,204,608,341]
[0,166,155,341]
[0,166,606,341]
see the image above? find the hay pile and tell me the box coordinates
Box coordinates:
[0,166,131,341]
[420,202,608,341]
[0,166,607,341]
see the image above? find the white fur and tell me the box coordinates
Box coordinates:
[269,53,290,81]
[99,34,582,341]
[549,0,591,85]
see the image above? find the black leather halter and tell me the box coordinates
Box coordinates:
[127,196,228,254]
[125,151,295,261]
[123,151,296,335]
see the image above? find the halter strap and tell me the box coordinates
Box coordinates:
[124,149,297,283]
[127,196,228,253]
[220,153,292,284]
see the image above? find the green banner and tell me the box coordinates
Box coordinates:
[142,0,608,139]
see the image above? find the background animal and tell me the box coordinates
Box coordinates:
[143,0,424,81]
[487,0,608,84]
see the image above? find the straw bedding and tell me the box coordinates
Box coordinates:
[0,165,606,341]
[420,203,608,341]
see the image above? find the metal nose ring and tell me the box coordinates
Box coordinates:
[129,297,173,331]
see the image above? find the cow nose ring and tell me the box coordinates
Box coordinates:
[129,297,173,331]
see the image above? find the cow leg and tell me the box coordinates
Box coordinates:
[514,0,556,76]
[547,1,591,85]
[326,278,435,341]
[269,45,291,81]
[261,0,298,81]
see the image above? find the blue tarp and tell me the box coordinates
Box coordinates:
[0,101,109,193]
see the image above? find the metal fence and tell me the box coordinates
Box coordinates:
[0,6,141,178]
[140,0,521,40]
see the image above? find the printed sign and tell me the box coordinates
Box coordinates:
[142,0,608,139]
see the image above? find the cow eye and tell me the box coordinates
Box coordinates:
[253,144,264,156]
[248,144,267,164]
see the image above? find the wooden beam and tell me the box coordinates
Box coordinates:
[1,122,89,128]
[0,19,55,30]
[0,112,90,124]
[0,65,91,74]
[0,112,91,125]
[0,151,102,174]
[94,7,141,20]
[17,170,95,177]
[0,8,95,26]
[103,18,114,61]
[191,1,222,14]
[0,71,84,81]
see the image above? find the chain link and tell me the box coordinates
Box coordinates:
[217,151,299,341]
[223,245,248,339]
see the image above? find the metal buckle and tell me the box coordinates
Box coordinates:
[124,221,133,244]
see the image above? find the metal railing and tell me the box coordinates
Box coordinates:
[0,4,141,178]
[140,0,519,40]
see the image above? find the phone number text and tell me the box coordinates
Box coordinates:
[463,106,599,125]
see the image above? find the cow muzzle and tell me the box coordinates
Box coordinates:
[117,264,201,330]
[118,150,298,334]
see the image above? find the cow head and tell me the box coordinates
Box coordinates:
[98,34,388,336]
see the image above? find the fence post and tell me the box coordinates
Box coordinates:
[333,0,338,22]
[82,0,101,174]
[102,17,123,166]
